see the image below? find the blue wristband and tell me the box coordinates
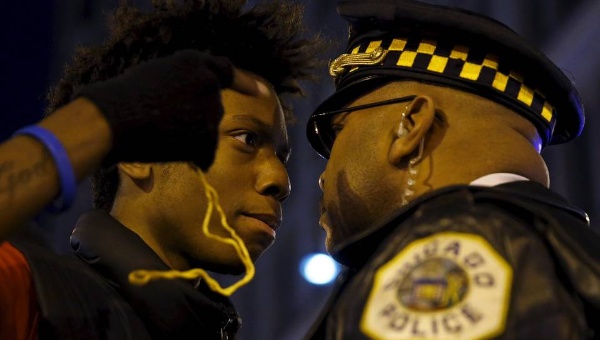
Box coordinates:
[12,126,77,213]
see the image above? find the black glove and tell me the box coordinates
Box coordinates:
[73,49,233,171]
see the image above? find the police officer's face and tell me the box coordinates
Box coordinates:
[318,88,409,252]
[152,80,290,274]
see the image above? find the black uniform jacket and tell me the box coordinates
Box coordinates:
[306,181,600,340]
[11,209,240,339]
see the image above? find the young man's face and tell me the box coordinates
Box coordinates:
[150,77,290,274]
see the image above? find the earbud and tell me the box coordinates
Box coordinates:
[397,107,410,137]
[397,121,408,137]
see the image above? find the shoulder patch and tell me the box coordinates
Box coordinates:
[361,232,512,339]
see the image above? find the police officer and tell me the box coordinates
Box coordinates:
[305,0,600,338]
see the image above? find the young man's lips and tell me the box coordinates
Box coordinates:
[244,213,281,231]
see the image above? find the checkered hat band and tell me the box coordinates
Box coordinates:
[350,38,555,124]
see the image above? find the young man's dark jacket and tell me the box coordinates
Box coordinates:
[306,180,600,340]
[10,210,240,339]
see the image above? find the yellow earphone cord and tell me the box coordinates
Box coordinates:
[128,168,256,296]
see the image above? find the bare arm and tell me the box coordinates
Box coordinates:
[0,98,111,240]
[0,65,265,241]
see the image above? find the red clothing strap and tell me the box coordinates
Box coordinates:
[0,241,39,340]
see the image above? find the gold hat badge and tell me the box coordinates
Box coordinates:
[329,46,389,77]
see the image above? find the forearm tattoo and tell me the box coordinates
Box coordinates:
[0,150,52,209]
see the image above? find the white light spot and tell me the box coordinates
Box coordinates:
[300,253,340,285]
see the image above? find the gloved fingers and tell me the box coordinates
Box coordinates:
[230,68,271,97]
[173,51,269,96]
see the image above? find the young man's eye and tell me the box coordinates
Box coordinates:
[233,132,257,147]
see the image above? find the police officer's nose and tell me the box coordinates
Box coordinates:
[318,174,324,191]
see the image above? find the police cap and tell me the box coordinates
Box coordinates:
[307,0,585,159]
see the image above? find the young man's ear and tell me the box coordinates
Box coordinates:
[388,95,435,165]
[117,163,151,179]
[117,163,153,192]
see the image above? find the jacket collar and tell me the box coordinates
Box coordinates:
[70,209,240,337]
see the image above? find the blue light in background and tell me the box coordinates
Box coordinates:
[300,253,340,285]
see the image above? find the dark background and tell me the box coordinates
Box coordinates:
[1,0,599,339]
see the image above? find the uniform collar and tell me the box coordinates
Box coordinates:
[469,173,530,187]
[330,180,586,268]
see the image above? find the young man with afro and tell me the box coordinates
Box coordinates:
[0,0,320,338]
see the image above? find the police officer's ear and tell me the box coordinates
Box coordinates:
[388,95,435,165]
[117,162,153,191]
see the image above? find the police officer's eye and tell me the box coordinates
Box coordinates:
[233,132,257,147]
[330,113,348,138]
[331,124,344,137]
